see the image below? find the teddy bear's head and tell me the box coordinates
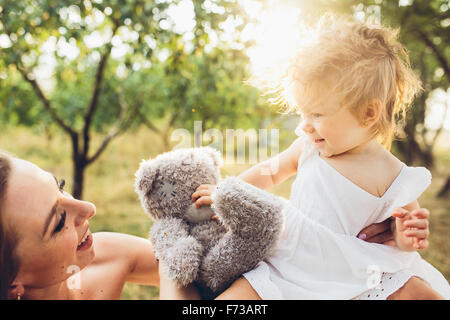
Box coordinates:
[135,147,223,222]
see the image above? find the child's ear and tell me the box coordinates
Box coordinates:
[363,99,382,127]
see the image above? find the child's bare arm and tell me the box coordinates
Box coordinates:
[237,137,304,190]
[191,137,304,208]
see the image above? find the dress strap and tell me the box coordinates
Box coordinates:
[376,166,432,222]
[393,166,431,207]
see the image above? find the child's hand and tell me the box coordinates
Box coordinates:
[191,184,218,220]
[191,184,216,207]
[391,208,430,251]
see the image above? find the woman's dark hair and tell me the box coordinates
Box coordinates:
[0,152,20,299]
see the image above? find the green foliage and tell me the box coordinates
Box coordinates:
[0,0,268,131]
[0,0,277,197]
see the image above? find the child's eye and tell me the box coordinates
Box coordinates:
[311,113,322,118]
[53,210,66,234]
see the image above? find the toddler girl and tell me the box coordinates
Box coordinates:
[190,16,450,300]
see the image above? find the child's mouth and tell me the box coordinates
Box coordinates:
[314,139,325,144]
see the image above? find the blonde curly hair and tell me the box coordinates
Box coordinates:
[275,14,422,149]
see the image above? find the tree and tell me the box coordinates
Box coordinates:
[0,0,264,198]
[1,0,176,198]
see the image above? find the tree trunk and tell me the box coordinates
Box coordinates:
[72,160,86,200]
[71,135,86,200]
[437,176,450,198]
[395,115,435,168]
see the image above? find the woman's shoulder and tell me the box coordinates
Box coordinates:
[91,232,157,274]
[74,233,143,299]
[92,232,149,264]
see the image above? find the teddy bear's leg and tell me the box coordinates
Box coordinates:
[151,217,204,286]
[199,234,262,293]
[212,176,285,241]
[190,220,227,252]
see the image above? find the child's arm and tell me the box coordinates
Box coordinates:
[237,136,304,189]
[391,201,430,251]
[192,137,304,207]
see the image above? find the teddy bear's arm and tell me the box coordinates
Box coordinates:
[150,217,204,286]
[200,177,286,293]
[212,176,285,239]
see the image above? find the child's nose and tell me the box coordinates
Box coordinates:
[301,121,314,134]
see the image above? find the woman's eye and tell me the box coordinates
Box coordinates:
[53,210,66,234]
[58,179,66,191]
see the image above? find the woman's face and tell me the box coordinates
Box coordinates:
[3,158,96,288]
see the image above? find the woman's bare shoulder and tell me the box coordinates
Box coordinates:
[78,233,142,299]
[92,232,150,265]
[89,232,158,287]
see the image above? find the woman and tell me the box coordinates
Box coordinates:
[0,152,159,299]
[0,151,423,300]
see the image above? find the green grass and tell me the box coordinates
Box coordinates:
[1,126,448,299]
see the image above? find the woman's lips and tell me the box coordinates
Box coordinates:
[77,232,93,251]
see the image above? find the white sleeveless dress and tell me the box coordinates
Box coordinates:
[243,127,450,300]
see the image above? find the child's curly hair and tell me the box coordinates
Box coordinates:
[276,14,423,149]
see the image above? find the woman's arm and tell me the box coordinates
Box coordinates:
[158,261,201,300]
[93,232,160,286]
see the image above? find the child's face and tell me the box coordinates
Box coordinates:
[298,96,372,157]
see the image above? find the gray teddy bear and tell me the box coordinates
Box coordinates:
[134,147,285,298]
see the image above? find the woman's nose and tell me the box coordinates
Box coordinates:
[74,200,96,226]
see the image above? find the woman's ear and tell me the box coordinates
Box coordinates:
[363,99,382,127]
[8,283,24,300]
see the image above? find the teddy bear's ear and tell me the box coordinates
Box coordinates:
[134,159,158,195]
[201,147,223,168]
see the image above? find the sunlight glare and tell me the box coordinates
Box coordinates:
[242,1,302,85]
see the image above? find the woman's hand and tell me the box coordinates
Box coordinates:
[357,208,431,250]
[391,208,430,251]
[357,218,396,246]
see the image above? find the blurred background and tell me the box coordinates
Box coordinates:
[0,0,448,299]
